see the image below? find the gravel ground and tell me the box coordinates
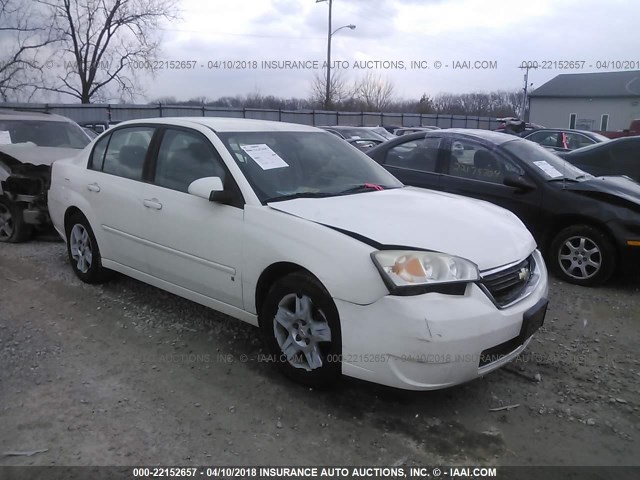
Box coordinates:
[1,235,639,469]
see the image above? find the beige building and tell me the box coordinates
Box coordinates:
[529,70,640,131]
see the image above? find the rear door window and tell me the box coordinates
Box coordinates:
[101,127,154,181]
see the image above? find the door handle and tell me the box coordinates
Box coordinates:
[87,182,101,192]
[143,198,163,210]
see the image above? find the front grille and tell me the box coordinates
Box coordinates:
[480,255,534,308]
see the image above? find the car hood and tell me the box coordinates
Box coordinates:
[562,176,640,207]
[0,143,80,166]
[267,187,536,271]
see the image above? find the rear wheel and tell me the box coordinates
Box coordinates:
[65,212,112,283]
[550,225,616,286]
[0,197,32,243]
[259,272,342,388]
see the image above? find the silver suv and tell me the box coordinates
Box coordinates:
[0,109,90,242]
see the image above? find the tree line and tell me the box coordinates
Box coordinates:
[153,87,525,118]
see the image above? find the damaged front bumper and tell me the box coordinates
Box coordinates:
[336,251,549,390]
[0,157,52,226]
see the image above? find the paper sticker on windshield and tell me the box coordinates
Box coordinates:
[533,160,563,178]
[0,131,12,144]
[240,144,289,170]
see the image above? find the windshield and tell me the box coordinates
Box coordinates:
[370,127,396,140]
[217,131,402,202]
[0,119,90,149]
[332,127,386,141]
[502,138,592,181]
[589,132,610,142]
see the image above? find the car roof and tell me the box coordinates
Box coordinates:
[118,117,320,133]
[564,134,640,154]
[524,128,598,136]
[0,109,73,122]
[427,128,519,144]
[321,125,368,130]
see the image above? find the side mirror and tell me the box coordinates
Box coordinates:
[188,176,224,201]
[503,172,536,191]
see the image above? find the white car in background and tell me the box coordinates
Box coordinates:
[0,109,90,242]
[48,118,549,390]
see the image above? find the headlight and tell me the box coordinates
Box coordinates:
[371,250,479,295]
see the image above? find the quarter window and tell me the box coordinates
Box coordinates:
[154,129,226,193]
[102,127,154,180]
[89,133,110,170]
[564,133,595,150]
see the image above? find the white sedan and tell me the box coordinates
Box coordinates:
[48,118,549,390]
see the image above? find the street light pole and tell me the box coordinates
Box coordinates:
[317,0,355,110]
[324,0,333,110]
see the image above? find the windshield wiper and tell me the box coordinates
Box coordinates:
[337,183,395,195]
[264,191,335,203]
[548,174,589,182]
[548,177,578,182]
[265,184,396,202]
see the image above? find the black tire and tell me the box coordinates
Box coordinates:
[549,225,616,286]
[65,212,112,284]
[0,197,32,243]
[259,272,342,388]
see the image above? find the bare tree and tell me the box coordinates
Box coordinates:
[353,72,395,112]
[36,0,178,103]
[0,0,55,101]
[417,93,435,114]
[149,95,176,104]
[431,90,523,117]
[310,68,350,109]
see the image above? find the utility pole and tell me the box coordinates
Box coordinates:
[325,0,333,110]
[518,64,536,121]
[316,0,334,109]
[316,0,355,110]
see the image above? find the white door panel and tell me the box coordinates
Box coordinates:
[142,186,244,308]
[81,125,156,273]
[89,173,151,273]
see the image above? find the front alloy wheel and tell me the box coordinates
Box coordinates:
[550,225,615,286]
[0,197,32,243]
[260,272,342,387]
[273,293,332,371]
[0,200,14,241]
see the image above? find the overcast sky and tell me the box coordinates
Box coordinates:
[142,0,638,102]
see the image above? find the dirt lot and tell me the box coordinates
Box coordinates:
[1,236,639,469]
